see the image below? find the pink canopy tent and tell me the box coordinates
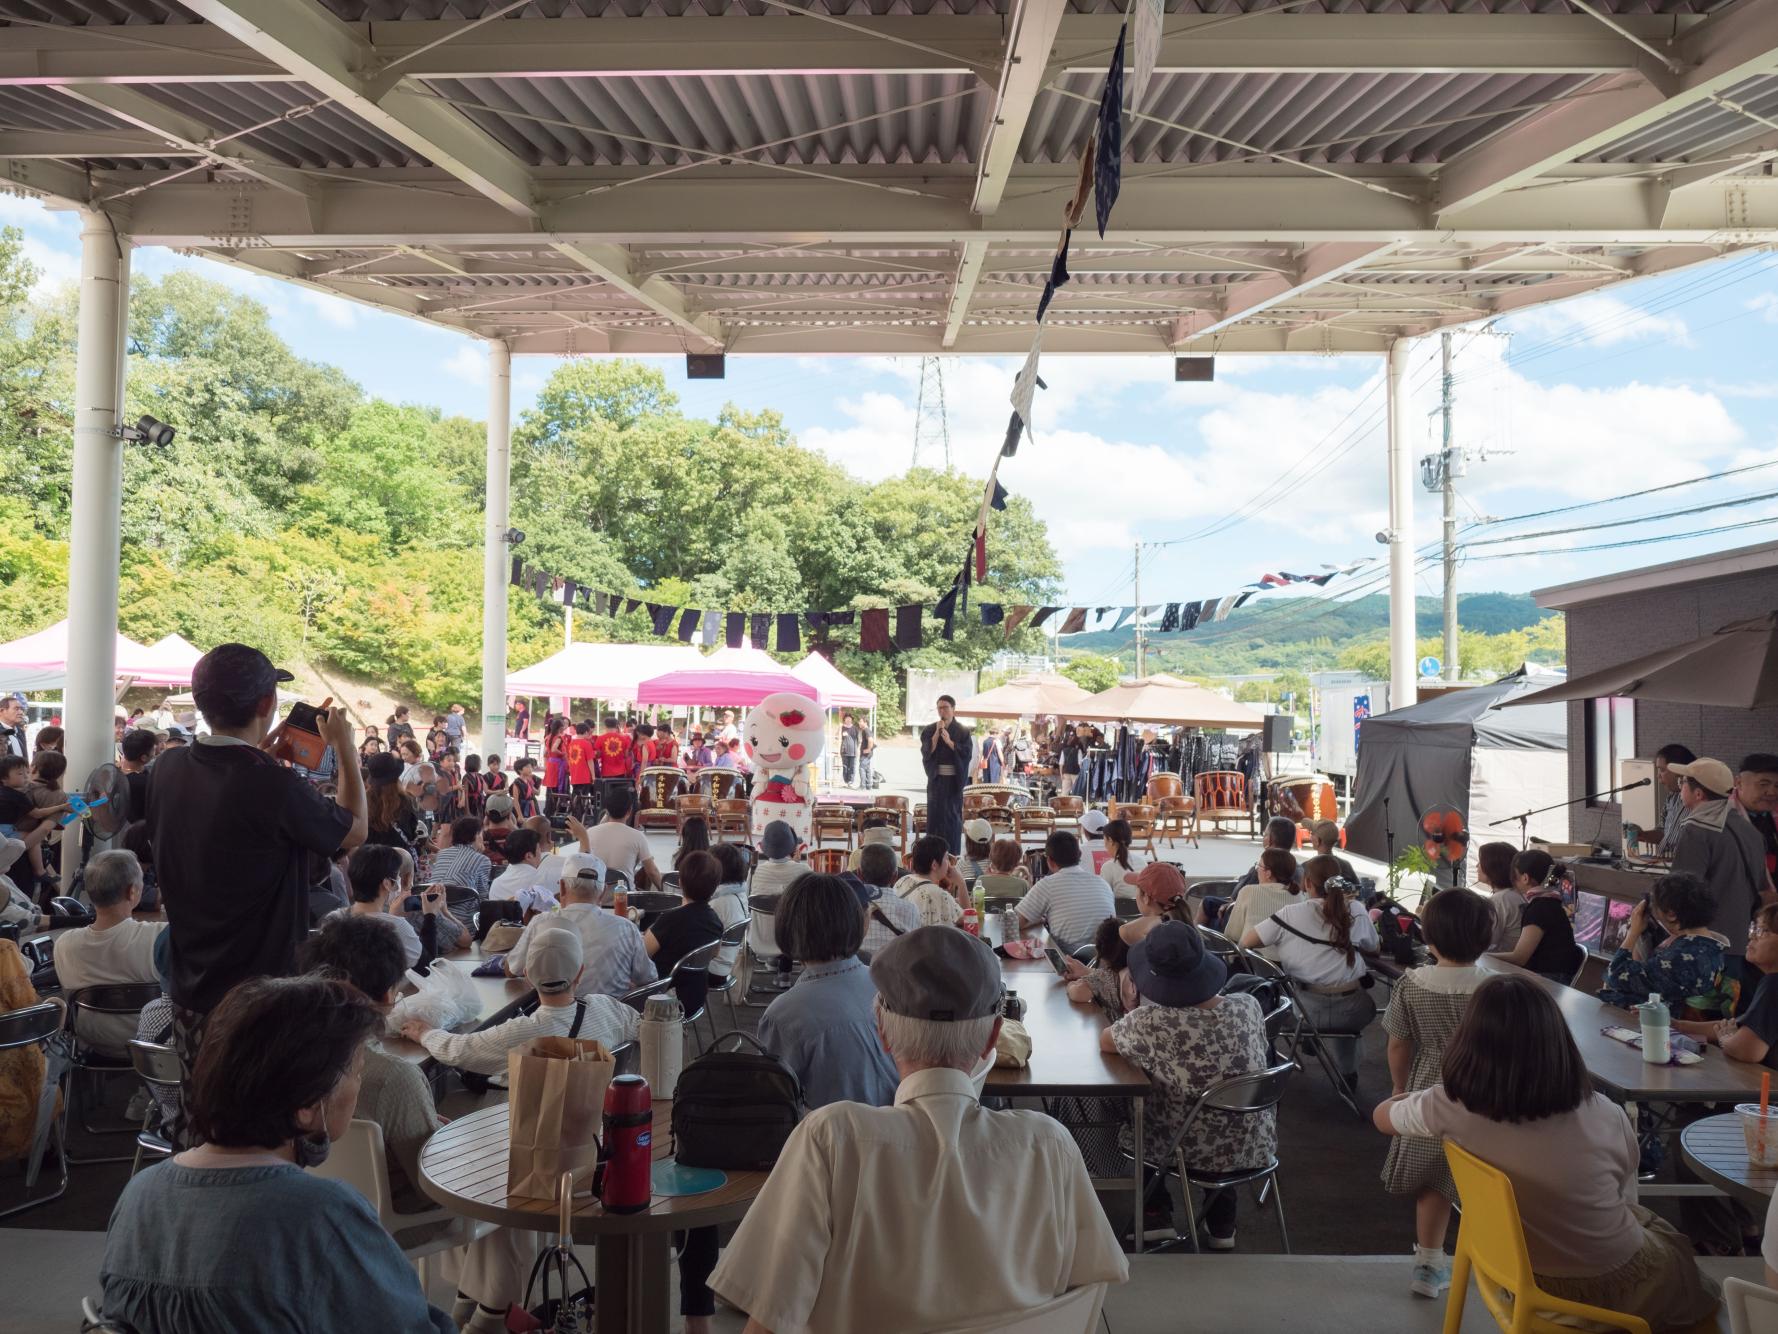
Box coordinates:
[0,619,188,685]
[636,664,826,707]
[792,652,875,710]
[137,633,205,684]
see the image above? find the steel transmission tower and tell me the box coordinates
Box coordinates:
[911,356,952,469]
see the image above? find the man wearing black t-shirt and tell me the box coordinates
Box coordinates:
[145,643,366,1142]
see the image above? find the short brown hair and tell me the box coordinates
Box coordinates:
[989,839,1024,873]
[776,872,865,963]
[677,850,720,903]
[1477,841,1516,890]
[1420,888,1494,964]
[1442,975,1589,1123]
[191,976,379,1149]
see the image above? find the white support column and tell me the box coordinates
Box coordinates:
[479,338,512,759]
[64,209,129,819]
[1385,337,1418,713]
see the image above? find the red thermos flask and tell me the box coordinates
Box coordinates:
[601,1074,653,1214]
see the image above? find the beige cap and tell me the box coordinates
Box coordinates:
[1671,758,1735,798]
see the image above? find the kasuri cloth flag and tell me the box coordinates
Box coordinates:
[1066,134,1097,229]
[1004,606,1035,639]
[725,612,745,649]
[861,607,892,653]
[775,614,801,653]
[894,604,924,651]
[1011,327,1044,427]
[750,613,771,650]
[1094,24,1125,238]
[678,609,701,642]
[1130,0,1163,111]
[1059,607,1088,635]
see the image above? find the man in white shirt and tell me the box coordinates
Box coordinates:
[1015,830,1115,953]
[326,843,426,968]
[750,820,808,899]
[55,849,165,1054]
[504,852,656,999]
[711,926,1126,1332]
[892,834,966,928]
[584,787,661,892]
[488,828,556,910]
[404,925,638,1072]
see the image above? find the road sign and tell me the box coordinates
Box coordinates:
[1418,656,1441,678]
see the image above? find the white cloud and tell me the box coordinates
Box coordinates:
[1504,293,1692,349]
[443,343,490,388]
[1749,292,1778,325]
[298,287,357,329]
[0,195,80,298]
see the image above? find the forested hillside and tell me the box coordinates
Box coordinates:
[0,226,1061,725]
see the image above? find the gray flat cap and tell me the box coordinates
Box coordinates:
[870,925,1001,1022]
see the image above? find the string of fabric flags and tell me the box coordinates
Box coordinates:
[507,555,1374,656]
[964,0,1163,614]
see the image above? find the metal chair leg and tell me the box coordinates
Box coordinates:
[1176,1150,1201,1255]
[1270,1173,1290,1254]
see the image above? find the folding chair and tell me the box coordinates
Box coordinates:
[744,894,790,1002]
[0,997,70,1219]
[667,939,724,1053]
[64,981,162,1163]
[1241,953,1364,1120]
[703,918,752,1033]
[128,1039,179,1177]
[1140,1063,1296,1255]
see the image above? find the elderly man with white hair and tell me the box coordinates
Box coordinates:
[711,925,1127,1333]
[501,850,656,999]
[51,849,166,1054]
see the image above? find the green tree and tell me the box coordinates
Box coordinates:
[1060,653,1121,694]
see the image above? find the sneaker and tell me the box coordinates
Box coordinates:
[1126,1205,1175,1243]
[125,1087,151,1123]
[1411,1261,1451,1298]
[1201,1223,1236,1252]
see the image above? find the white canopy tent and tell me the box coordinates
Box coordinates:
[0,619,189,687]
[504,643,702,703]
[792,653,876,711]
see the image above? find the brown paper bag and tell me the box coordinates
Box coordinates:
[506,1034,615,1200]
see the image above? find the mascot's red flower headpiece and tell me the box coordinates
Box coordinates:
[777,708,806,727]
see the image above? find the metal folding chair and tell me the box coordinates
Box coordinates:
[127,1038,180,1176]
[64,981,161,1163]
[703,917,752,1032]
[1241,953,1364,1120]
[0,997,69,1219]
[668,939,724,1054]
[1146,1063,1296,1254]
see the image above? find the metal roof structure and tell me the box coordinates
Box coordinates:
[3,0,1777,355]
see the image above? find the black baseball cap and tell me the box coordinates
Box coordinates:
[190,643,293,717]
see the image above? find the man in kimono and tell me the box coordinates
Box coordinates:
[921,695,973,856]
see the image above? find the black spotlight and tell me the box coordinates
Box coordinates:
[115,414,176,447]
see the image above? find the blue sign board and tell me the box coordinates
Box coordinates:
[1353,693,1371,753]
[1418,656,1441,678]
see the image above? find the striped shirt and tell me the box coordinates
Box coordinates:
[507,902,656,999]
[429,845,491,896]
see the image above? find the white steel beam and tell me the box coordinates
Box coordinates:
[1385,337,1418,711]
[0,130,201,159]
[1435,0,1778,220]
[176,0,539,218]
[1658,129,1778,196]
[549,241,723,348]
[1172,241,1399,342]
[58,84,319,210]
[973,0,1068,216]
[942,240,989,347]
[0,13,1693,86]
[480,339,511,759]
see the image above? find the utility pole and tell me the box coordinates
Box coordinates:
[1132,541,1145,679]
[1439,331,1461,683]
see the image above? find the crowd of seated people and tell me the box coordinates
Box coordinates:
[26,652,1778,1334]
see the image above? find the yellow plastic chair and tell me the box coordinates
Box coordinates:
[1443,1140,1651,1334]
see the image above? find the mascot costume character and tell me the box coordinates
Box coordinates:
[744,692,825,849]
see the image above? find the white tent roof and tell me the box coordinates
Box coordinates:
[792,652,877,710]
[505,643,702,701]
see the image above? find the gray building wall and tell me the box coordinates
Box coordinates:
[1563,566,1778,840]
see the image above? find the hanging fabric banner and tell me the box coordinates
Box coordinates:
[648,603,674,637]
[1010,327,1044,428]
[1110,607,1135,633]
[893,604,924,651]
[860,607,892,653]
[1059,607,1088,634]
[1094,25,1126,238]
[1066,133,1097,229]
[775,613,801,653]
[749,613,771,650]
[725,613,745,649]
[562,579,578,608]
[1130,0,1163,113]
[933,585,960,641]
[1004,606,1035,639]
[701,610,720,646]
[510,556,524,587]
[1031,606,1061,628]
[678,609,701,643]
[980,602,1005,627]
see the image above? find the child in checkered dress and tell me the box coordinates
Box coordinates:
[1379,887,1497,1300]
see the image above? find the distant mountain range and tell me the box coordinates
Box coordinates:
[1062,592,1557,675]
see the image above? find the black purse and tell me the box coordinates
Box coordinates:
[670,1032,803,1171]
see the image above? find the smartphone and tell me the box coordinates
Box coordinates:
[401,894,423,913]
[275,696,331,770]
[1043,946,1071,977]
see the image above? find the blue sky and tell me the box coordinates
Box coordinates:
[8,192,1777,619]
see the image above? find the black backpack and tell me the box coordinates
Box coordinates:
[671,1033,803,1171]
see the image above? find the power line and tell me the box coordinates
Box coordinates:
[1475,458,1778,528]
[1460,512,1778,561]
[1463,486,1778,548]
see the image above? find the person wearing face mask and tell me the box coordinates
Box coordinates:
[710,926,1127,1333]
[97,975,454,1334]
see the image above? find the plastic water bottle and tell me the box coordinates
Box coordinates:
[1638,991,1670,1065]
[1001,907,1019,944]
[972,884,987,921]
[638,993,684,1099]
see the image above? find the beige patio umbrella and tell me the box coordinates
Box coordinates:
[951,674,1096,719]
[1507,611,1778,710]
[1084,678,1267,728]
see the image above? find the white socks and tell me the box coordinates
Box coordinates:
[1414,1245,1445,1266]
